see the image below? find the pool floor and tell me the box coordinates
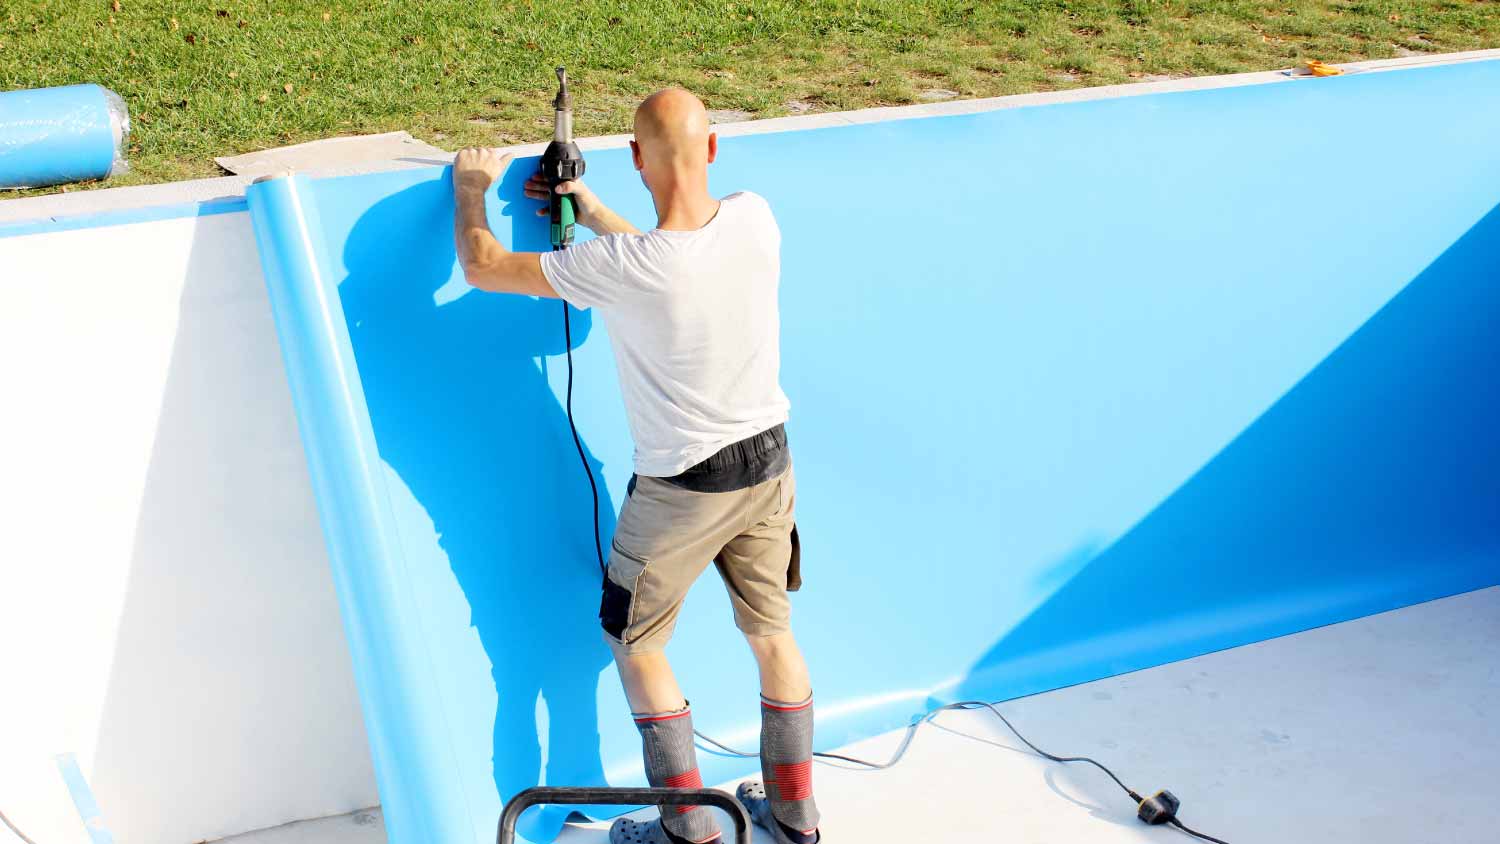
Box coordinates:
[218,586,1500,844]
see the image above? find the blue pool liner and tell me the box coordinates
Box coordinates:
[245,60,1500,844]
[0,84,130,189]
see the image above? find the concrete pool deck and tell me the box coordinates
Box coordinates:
[216,587,1500,844]
[3,47,1497,228]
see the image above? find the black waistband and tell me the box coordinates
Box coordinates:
[656,424,789,494]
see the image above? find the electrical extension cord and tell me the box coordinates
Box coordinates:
[696,702,1229,844]
[560,302,606,577]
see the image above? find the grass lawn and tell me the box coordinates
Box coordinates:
[2,0,1498,194]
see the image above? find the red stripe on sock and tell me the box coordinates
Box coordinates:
[634,709,692,724]
[760,697,813,712]
[663,768,704,813]
[663,768,703,788]
[770,760,813,801]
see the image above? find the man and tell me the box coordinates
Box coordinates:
[452,87,821,844]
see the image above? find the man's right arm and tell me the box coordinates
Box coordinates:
[524,174,640,236]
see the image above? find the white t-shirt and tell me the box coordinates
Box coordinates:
[539,191,791,477]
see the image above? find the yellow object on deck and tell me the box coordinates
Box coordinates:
[1305,59,1345,77]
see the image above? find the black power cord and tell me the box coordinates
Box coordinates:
[696,702,1228,843]
[562,300,605,578]
[696,704,1224,839]
[557,304,1229,844]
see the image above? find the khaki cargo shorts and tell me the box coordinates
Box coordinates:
[600,464,801,654]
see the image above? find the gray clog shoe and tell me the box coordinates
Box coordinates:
[734,781,820,844]
[608,816,721,844]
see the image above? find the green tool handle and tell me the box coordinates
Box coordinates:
[550,192,577,250]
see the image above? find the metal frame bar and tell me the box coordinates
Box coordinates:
[496,786,752,844]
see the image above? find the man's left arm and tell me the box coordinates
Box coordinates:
[452,148,557,297]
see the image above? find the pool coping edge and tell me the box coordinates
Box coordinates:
[2,47,1496,233]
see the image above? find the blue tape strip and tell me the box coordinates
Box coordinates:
[54,754,115,844]
[0,196,247,239]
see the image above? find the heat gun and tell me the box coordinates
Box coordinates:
[538,67,585,251]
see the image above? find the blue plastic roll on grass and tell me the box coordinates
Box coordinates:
[0,83,130,189]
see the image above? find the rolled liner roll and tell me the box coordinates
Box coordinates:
[0,83,131,189]
[244,172,479,844]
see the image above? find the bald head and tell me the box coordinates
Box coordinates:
[633,88,712,167]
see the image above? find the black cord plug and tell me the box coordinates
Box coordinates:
[1137,789,1181,825]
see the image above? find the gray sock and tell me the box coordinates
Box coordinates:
[633,704,720,844]
[760,694,820,835]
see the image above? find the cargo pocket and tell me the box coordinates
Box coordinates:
[599,576,632,639]
[786,523,802,592]
[600,542,649,641]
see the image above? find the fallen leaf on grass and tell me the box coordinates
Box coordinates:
[228,70,238,78]
[258,93,269,102]
[217,10,229,17]
[111,0,121,11]
[283,83,294,94]
[169,16,178,30]
[185,33,196,44]
[322,11,332,22]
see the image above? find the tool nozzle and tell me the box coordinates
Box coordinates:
[552,66,574,143]
[553,67,572,111]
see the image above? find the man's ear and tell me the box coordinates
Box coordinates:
[706,132,718,164]
[630,139,644,171]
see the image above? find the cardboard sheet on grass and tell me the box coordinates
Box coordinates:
[216,131,449,177]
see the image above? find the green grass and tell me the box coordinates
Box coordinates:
[3,0,1498,194]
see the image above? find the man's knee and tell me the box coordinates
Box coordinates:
[609,638,667,671]
[612,647,687,714]
[745,629,800,661]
